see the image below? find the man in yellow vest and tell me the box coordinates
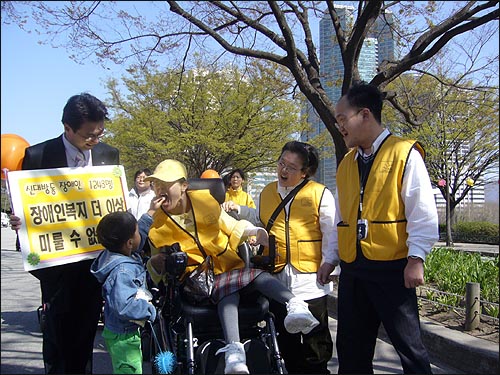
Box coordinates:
[327,82,439,374]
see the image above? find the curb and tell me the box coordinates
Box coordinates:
[327,294,499,374]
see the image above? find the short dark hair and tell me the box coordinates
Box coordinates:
[97,211,137,252]
[134,168,152,179]
[229,169,246,181]
[344,82,384,123]
[280,141,319,178]
[61,93,109,131]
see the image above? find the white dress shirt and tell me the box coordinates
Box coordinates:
[62,134,92,167]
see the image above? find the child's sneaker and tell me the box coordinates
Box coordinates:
[284,297,320,334]
[216,341,249,374]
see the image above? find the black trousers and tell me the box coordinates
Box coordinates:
[32,259,103,374]
[271,295,333,374]
[336,271,432,374]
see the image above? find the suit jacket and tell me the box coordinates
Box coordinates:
[22,134,119,170]
[21,134,119,285]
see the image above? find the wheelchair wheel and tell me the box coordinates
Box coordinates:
[243,338,274,374]
[263,313,286,374]
[195,339,226,374]
[140,325,151,363]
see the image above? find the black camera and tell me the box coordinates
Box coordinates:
[162,243,187,277]
[251,235,276,272]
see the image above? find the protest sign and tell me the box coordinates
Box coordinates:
[7,165,128,271]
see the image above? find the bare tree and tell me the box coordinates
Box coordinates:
[384,40,499,244]
[2,1,498,164]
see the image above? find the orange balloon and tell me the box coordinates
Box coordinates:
[1,134,30,179]
[200,169,220,179]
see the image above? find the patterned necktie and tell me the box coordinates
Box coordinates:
[75,152,86,167]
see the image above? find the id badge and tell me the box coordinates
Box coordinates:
[357,219,368,240]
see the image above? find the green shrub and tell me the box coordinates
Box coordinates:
[425,247,499,305]
[453,221,499,244]
[438,221,499,244]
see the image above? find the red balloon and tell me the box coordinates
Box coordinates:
[200,169,220,179]
[1,134,30,179]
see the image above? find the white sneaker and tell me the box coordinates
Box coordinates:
[284,297,320,334]
[216,341,249,374]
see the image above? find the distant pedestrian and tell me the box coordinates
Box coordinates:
[127,168,155,220]
[225,169,256,209]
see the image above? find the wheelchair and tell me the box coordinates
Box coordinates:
[142,178,286,374]
[143,242,285,374]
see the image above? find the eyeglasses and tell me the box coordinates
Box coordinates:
[278,160,302,173]
[75,130,106,142]
[335,108,364,130]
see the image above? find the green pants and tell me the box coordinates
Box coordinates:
[102,327,143,374]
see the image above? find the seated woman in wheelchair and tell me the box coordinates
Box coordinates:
[144,159,319,374]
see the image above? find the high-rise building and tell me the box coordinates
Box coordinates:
[246,168,276,207]
[302,5,395,192]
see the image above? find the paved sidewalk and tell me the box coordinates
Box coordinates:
[434,241,499,256]
[0,227,484,374]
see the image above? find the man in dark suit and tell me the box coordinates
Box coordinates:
[11,93,119,374]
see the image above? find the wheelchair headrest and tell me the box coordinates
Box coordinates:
[187,178,226,204]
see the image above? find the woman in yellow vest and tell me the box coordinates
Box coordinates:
[225,169,256,209]
[144,159,319,374]
[224,141,337,374]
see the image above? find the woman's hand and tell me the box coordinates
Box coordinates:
[221,200,240,213]
[317,262,337,286]
[149,252,168,275]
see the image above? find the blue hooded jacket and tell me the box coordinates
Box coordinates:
[91,250,156,334]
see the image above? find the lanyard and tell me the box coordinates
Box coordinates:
[358,155,374,217]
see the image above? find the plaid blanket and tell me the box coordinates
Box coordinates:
[211,268,264,303]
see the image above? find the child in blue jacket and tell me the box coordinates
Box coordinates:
[91,211,157,374]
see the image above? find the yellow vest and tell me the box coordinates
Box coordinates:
[259,180,325,273]
[336,135,424,263]
[148,189,246,280]
[225,187,256,208]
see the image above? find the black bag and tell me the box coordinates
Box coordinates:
[182,256,215,305]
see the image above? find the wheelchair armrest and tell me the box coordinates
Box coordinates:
[237,242,252,269]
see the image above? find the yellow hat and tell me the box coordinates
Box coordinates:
[144,159,187,183]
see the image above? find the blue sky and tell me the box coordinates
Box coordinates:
[1,22,125,146]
